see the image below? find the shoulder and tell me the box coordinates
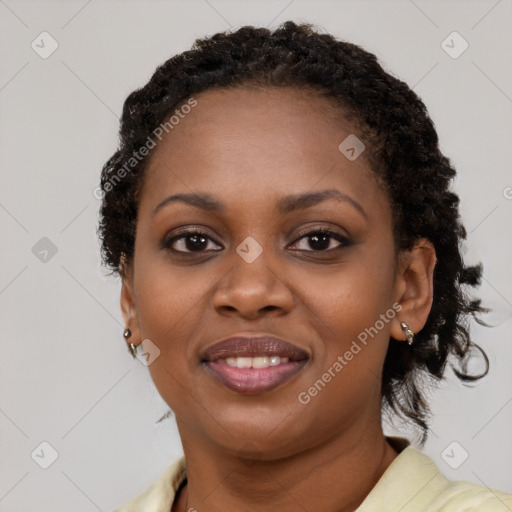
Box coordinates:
[112,456,186,512]
[427,479,512,511]
[357,438,512,512]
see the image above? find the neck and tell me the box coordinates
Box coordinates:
[172,422,399,512]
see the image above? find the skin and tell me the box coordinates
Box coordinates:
[120,86,436,512]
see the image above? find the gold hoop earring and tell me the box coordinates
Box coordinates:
[123,328,137,359]
[400,322,415,345]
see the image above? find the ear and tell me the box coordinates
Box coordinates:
[120,255,141,347]
[390,238,437,342]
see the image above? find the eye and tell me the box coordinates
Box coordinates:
[288,228,349,252]
[161,227,350,254]
[161,228,223,253]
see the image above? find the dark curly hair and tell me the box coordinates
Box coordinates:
[98,20,489,444]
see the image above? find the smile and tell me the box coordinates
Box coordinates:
[201,334,309,394]
[219,355,290,368]
[203,359,308,394]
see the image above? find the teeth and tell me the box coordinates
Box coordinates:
[219,356,290,368]
[236,357,252,368]
[252,356,269,368]
[269,355,280,366]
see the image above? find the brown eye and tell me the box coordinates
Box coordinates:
[161,229,222,253]
[289,229,350,252]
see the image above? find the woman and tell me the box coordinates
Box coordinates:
[99,21,512,512]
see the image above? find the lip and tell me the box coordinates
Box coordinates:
[202,334,309,362]
[201,333,309,395]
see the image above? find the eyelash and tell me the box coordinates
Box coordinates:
[161,227,350,254]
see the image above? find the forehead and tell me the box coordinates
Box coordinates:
[139,86,385,215]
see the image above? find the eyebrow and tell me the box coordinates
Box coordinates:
[152,188,367,219]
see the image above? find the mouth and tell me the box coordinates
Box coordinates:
[201,334,309,395]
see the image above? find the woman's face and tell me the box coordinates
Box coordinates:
[122,86,405,459]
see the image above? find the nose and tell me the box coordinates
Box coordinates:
[212,244,294,320]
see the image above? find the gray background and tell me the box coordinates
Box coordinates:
[1,0,511,509]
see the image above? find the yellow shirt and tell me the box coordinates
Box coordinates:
[112,437,512,511]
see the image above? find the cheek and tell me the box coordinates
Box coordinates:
[311,246,396,335]
[133,242,210,335]
[304,240,396,383]
[296,265,395,434]
[131,252,208,384]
